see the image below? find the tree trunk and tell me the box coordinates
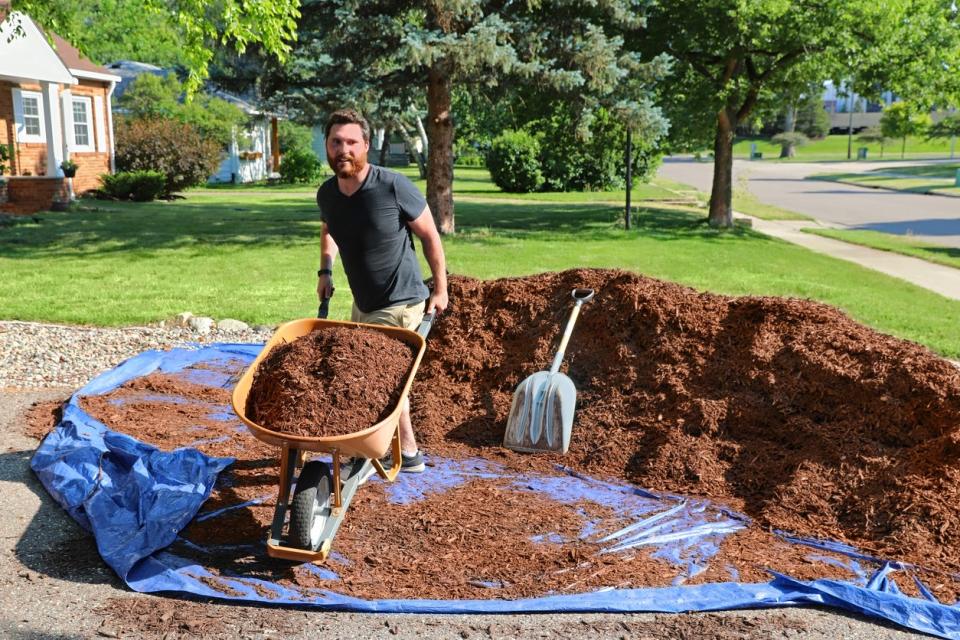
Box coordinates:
[379,127,391,166]
[709,109,736,228]
[415,116,429,157]
[783,104,796,133]
[395,120,426,179]
[779,143,796,159]
[426,63,455,234]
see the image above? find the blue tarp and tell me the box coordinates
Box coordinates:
[29,344,960,639]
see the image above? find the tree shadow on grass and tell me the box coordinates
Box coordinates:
[0,196,764,261]
[0,198,322,258]
[456,200,761,243]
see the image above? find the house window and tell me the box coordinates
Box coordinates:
[23,95,42,136]
[12,89,46,143]
[72,97,93,151]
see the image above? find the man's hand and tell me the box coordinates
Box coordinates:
[427,287,448,314]
[317,274,334,301]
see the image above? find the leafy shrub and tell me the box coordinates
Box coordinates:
[118,74,247,148]
[115,117,223,195]
[486,130,543,193]
[795,95,831,139]
[455,152,485,167]
[279,147,322,184]
[101,170,167,201]
[278,120,315,154]
[528,105,662,192]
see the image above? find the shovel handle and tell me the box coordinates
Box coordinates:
[550,288,595,373]
[416,312,435,339]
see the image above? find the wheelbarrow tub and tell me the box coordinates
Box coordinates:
[231,317,427,460]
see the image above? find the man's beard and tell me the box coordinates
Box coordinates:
[330,152,367,179]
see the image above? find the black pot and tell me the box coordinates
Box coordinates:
[62,167,77,178]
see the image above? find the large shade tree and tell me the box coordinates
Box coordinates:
[10,0,301,90]
[637,0,960,227]
[257,0,668,234]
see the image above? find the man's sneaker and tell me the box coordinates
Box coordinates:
[380,450,426,473]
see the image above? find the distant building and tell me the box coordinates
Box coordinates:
[821,81,898,133]
[105,60,278,184]
[0,11,121,212]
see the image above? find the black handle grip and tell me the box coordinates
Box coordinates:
[318,286,335,319]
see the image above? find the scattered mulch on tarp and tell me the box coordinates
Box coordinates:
[245,325,416,437]
[58,268,960,602]
[23,397,66,440]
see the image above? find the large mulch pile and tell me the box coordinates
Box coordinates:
[414,269,960,576]
[245,325,415,437]
[50,267,960,602]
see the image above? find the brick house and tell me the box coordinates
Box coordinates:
[0,11,120,213]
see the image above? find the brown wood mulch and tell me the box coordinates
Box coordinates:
[245,325,416,437]
[53,268,960,603]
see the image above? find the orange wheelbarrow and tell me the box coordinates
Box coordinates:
[231,313,433,563]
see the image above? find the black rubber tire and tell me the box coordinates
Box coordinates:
[289,460,333,551]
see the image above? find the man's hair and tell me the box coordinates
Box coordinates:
[325,109,371,143]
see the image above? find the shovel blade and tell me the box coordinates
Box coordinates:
[503,371,577,454]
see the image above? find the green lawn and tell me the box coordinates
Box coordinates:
[725,135,956,162]
[732,187,813,221]
[3,188,960,358]
[803,228,960,270]
[809,163,960,197]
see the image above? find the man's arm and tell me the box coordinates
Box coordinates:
[318,223,339,301]
[408,205,448,314]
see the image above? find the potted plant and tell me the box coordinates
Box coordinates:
[60,159,78,178]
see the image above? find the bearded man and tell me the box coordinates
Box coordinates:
[315,108,448,473]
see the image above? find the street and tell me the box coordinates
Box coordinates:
[659,157,960,248]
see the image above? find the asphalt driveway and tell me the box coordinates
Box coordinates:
[659,157,960,248]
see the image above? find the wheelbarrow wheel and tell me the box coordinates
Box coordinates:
[289,460,333,551]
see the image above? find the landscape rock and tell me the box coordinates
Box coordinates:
[187,316,214,335]
[217,318,249,332]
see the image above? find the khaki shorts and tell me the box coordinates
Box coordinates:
[351,300,425,331]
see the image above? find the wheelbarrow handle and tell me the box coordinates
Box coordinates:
[417,312,435,339]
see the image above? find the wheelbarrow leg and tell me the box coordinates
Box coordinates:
[267,443,299,551]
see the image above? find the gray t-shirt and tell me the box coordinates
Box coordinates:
[316,165,430,313]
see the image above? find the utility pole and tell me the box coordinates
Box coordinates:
[624,127,633,230]
[846,91,856,160]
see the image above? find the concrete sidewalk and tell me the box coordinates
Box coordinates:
[740,215,960,300]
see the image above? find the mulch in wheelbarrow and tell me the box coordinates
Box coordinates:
[66,267,960,603]
[245,325,416,437]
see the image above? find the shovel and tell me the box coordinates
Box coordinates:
[503,288,595,454]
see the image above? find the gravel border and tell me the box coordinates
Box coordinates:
[0,320,273,389]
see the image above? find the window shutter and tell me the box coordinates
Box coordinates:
[61,90,75,151]
[11,88,26,140]
[93,95,107,152]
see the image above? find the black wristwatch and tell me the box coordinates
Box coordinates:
[317,268,333,277]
